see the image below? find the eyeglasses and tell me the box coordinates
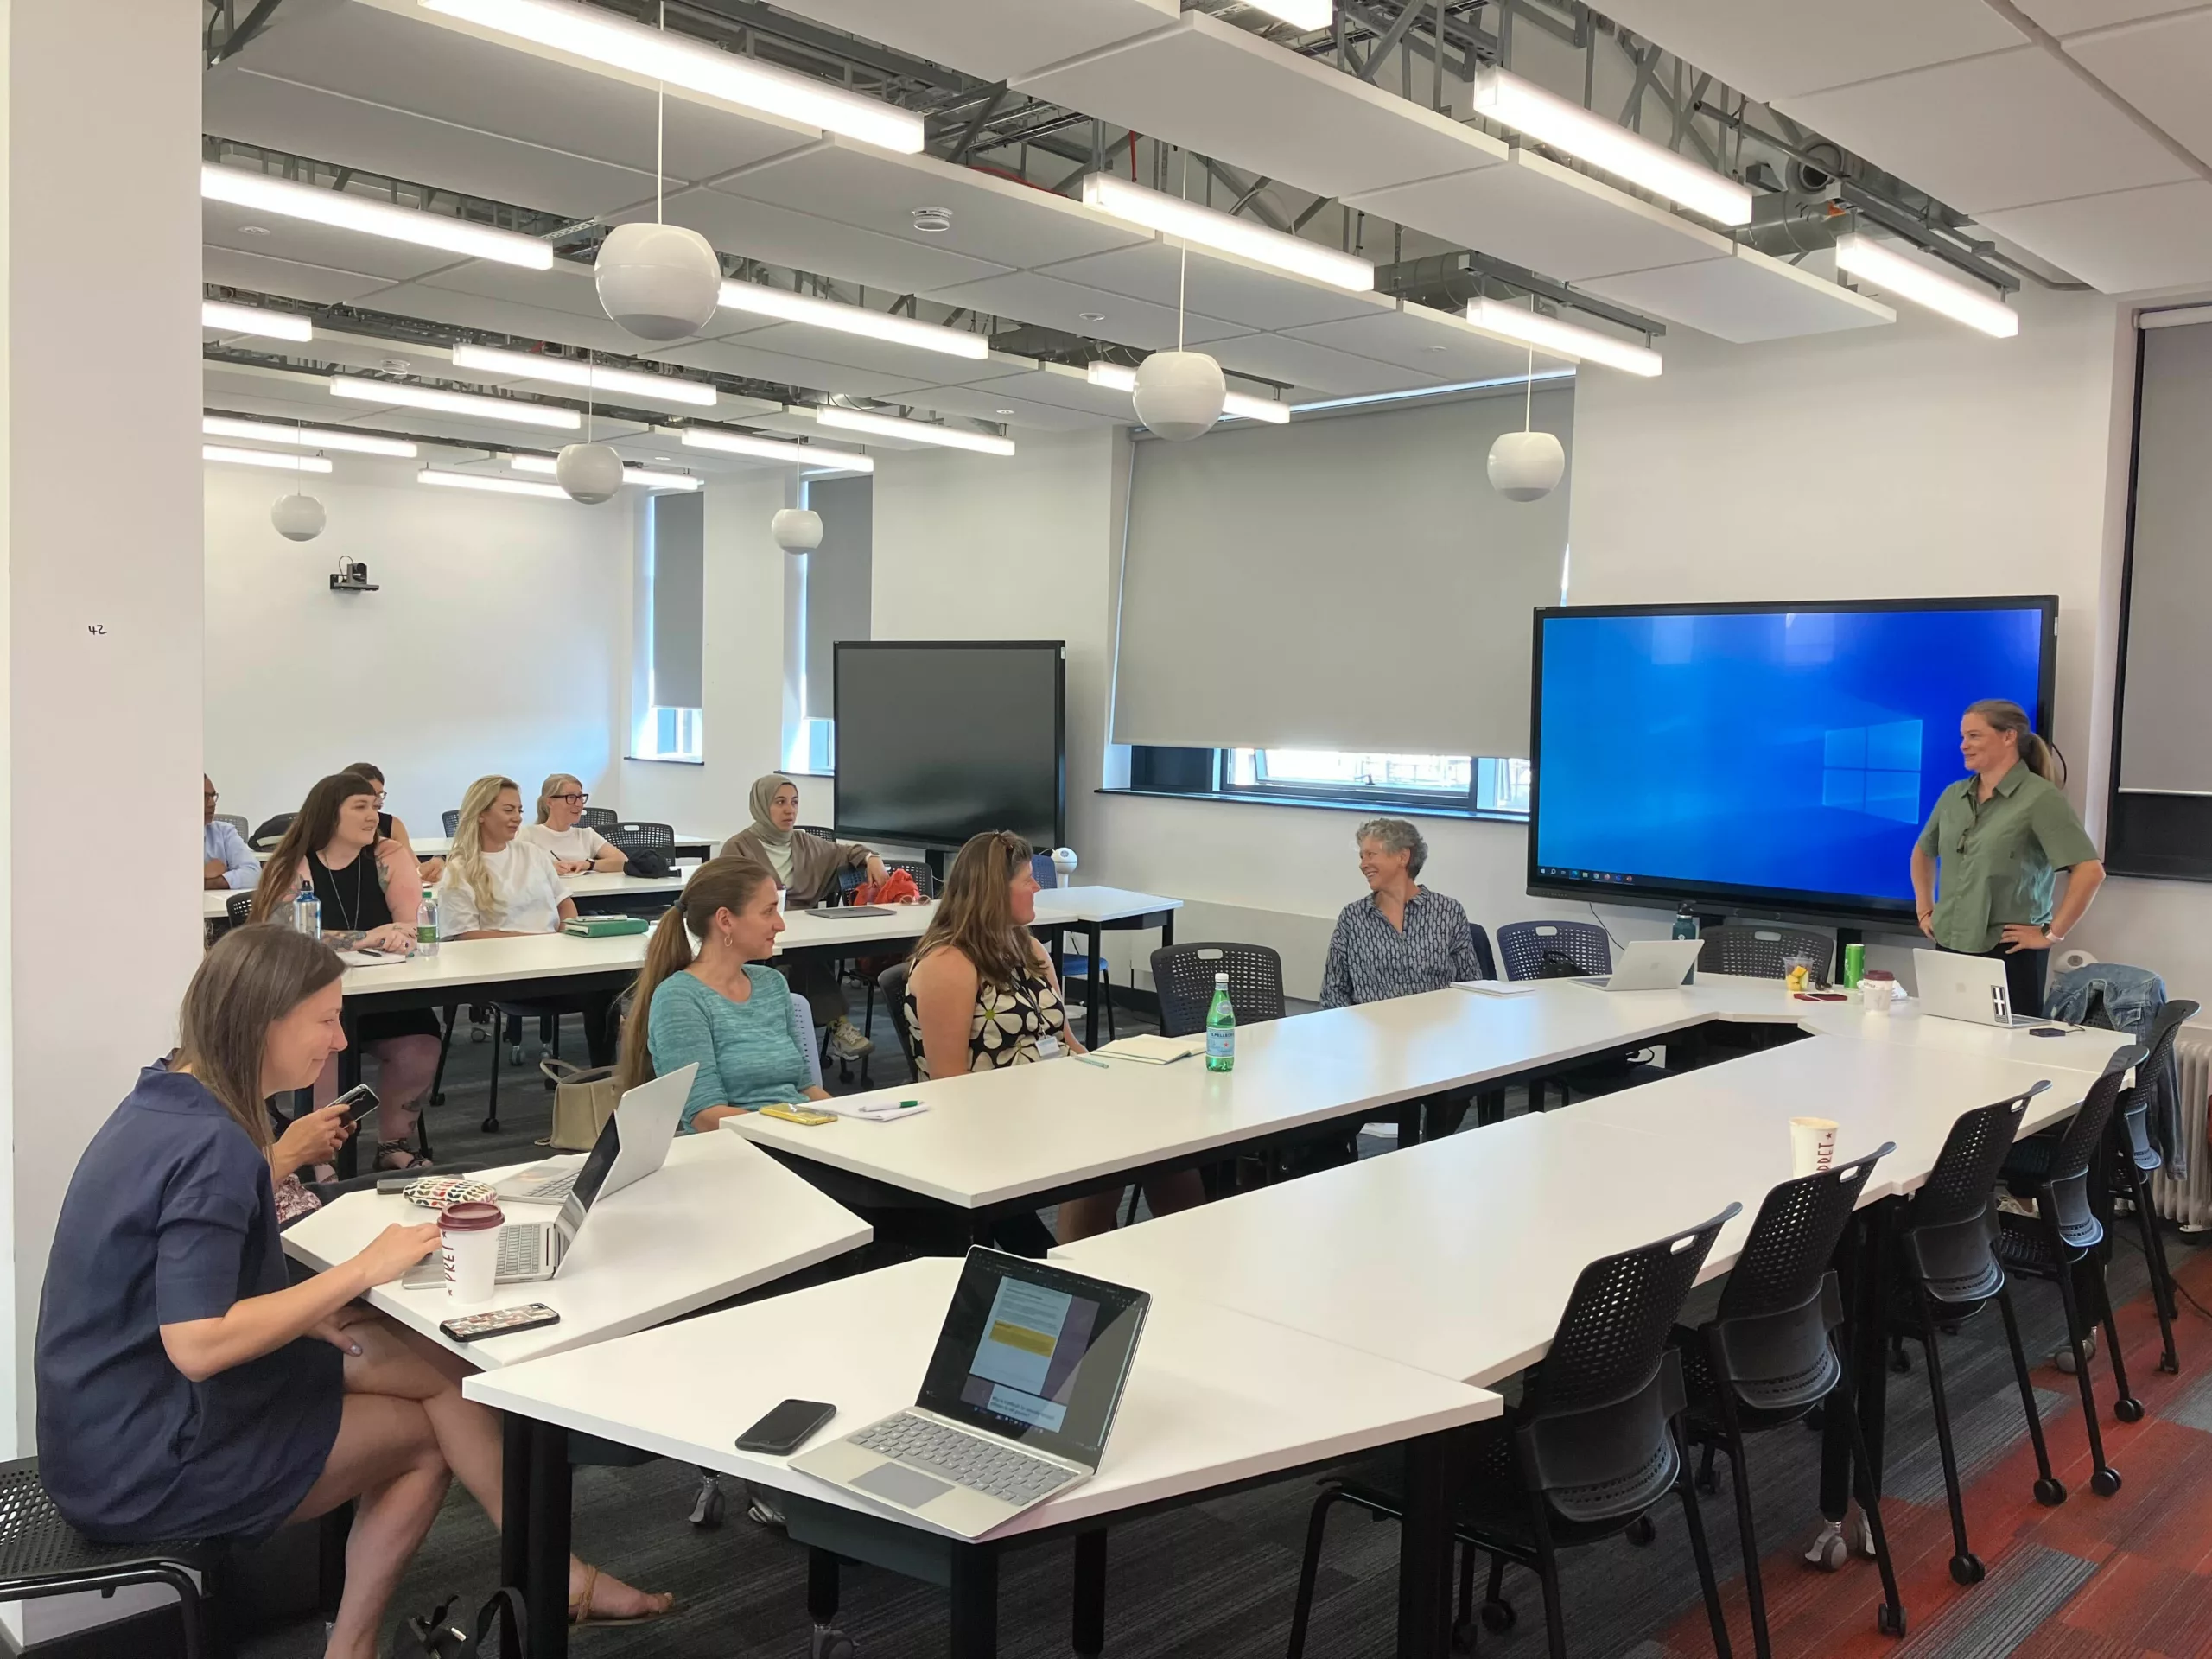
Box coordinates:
[552,791,589,805]
[203,791,219,802]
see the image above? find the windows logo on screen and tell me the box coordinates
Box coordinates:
[1821,720,1923,824]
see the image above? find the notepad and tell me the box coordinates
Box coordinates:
[814,1098,931,1122]
[337,949,410,968]
[1452,980,1543,996]
[1096,1033,1209,1064]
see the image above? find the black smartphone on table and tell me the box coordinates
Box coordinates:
[440,1304,561,1343]
[736,1398,836,1455]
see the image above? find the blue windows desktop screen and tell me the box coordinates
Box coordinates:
[1530,601,2055,918]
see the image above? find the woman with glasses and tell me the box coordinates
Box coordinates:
[341,761,442,884]
[519,773,626,874]
[1911,699,2105,1019]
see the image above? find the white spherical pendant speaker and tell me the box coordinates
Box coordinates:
[1132,351,1226,442]
[594,221,721,342]
[772,508,823,551]
[556,442,625,504]
[1486,429,1565,502]
[270,493,326,542]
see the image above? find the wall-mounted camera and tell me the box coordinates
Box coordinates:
[329,557,378,594]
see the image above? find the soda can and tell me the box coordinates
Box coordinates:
[1842,942,1866,988]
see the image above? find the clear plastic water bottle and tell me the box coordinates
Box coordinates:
[417,887,440,957]
[292,890,321,940]
[1205,972,1236,1072]
[1671,903,1700,985]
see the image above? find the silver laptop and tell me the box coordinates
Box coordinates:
[1914,949,2041,1028]
[1573,938,1703,992]
[403,1065,696,1288]
[494,1065,696,1205]
[789,1249,1150,1540]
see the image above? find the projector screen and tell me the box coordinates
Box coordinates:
[1529,599,2056,923]
[835,641,1065,852]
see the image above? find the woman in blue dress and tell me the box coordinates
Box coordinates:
[35,925,669,1658]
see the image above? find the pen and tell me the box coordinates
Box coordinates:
[1072,1055,1110,1068]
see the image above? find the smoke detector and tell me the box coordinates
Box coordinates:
[912,206,953,234]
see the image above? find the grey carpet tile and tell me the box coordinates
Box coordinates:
[1890,1542,2094,1659]
[1882,1387,2073,1510]
[2158,1365,2212,1434]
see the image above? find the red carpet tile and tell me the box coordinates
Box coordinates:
[1656,1244,2212,1659]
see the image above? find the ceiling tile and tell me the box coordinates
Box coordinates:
[893,377,1122,431]
[660,184,1008,294]
[743,0,1178,83]
[204,196,458,283]
[1206,333,1444,398]
[644,335,934,399]
[1976,178,2212,290]
[1581,245,1897,341]
[1284,302,1567,381]
[205,245,395,305]
[2014,0,2209,35]
[1037,241,1388,332]
[351,276,685,357]
[1780,44,2195,213]
[410,257,616,322]
[2063,9,2212,168]
[1014,12,1510,200]
[918,269,1253,350]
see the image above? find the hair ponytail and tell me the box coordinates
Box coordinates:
[617,855,777,1091]
[1965,698,2065,785]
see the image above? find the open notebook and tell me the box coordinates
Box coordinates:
[1095,1033,1210,1065]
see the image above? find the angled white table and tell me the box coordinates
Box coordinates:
[282,1131,871,1368]
[204,868,692,921]
[465,1255,1497,1659]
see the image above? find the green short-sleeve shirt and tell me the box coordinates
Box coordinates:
[1913,763,2100,952]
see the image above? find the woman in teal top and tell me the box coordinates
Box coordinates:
[619,857,830,1132]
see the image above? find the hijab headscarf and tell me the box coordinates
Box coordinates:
[747,772,798,883]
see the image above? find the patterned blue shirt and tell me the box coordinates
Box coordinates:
[1320,888,1483,1009]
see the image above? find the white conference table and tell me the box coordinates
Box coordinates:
[204,868,693,921]
[283,1131,872,1368]
[464,1254,1497,1658]
[254,830,721,862]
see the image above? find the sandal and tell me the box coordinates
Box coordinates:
[373,1141,431,1173]
[567,1564,674,1628]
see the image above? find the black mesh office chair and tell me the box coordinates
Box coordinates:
[1468,923,1499,982]
[1677,1147,1906,1654]
[1150,944,1286,1038]
[603,821,675,857]
[797,823,836,840]
[0,1459,217,1658]
[441,810,461,836]
[1289,1205,1743,1659]
[2115,998,2196,1376]
[1497,920,1611,981]
[247,812,296,852]
[883,858,936,897]
[1888,1084,2063,1586]
[874,961,920,1083]
[213,812,249,836]
[1695,925,1834,981]
[226,892,257,926]
[579,807,618,830]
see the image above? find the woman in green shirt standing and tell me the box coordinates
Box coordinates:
[1910,698,2105,1019]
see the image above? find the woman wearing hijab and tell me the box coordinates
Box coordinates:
[720,773,893,1062]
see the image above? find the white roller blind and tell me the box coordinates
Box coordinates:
[1112,387,1571,757]
[650,490,704,709]
[804,476,873,718]
[2118,317,2212,793]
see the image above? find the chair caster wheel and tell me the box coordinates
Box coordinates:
[2033,1476,2067,1507]
[2158,1355,2180,1375]
[2091,1466,2122,1497]
[1625,1515,1656,1546]
[1694,1469,1719,1494]
[2115,1396,2145,1423]
[810,1626,855,1659]
[1451,1618,1474,1653]
[1950,1554,1984,1586]
[1479,1599,1516,1633]
[480,1116,500,1134]
[689,1475,724,1529]
[1890,1351,1912,1375]
[1878,1604,1907,1637]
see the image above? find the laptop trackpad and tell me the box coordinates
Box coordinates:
[853,1461,953,1510]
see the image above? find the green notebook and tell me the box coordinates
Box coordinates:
[563,914,652,938]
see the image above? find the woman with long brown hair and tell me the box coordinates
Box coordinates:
[904,831,1204,1243]
[619,857,828,1132]
[35,926,670,1659]
[251,772,442,1170]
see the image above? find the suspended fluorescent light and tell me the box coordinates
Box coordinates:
[1464,299,1662,378]
[680,426,874,472]
[509,454,701,489]
[1834,233,2018,339]
[448,344,717,406]
[204,444,334,473]
[1244,0,1332,25]
[1471,68,1754,227]
[1080,173,1375,293]
[814,406,1016,455]
[202,416,417,457]
[200,163,553,270]
[418,467,570,499]
[420,0,923,153]
[715,280,988,359]
[331,375,582,429]
[1087,360,1289,424]
[1292,367,1575,414]
[201,300,314,342]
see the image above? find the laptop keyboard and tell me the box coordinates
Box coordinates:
[851,1414,1071,1506]
[514,1171,578,1201]
[495,1227,543,1277]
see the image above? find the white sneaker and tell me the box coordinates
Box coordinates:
[827,1017,875,1059]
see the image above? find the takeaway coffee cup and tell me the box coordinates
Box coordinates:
[1790,1116,1839,1178]
[440,1201,505,1303]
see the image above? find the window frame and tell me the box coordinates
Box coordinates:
[1119,746,1532,823]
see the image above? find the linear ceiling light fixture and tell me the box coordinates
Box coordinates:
[1085,361,1288,424]
[509,454,701,489]
[679,426,874,473]
[1291,366,1576,414]
[448,344,718,406]
[420,0,924,152]
[418,467,571,499]
[202,416,418,456]
[1244,0,1332,25]
[201,300,315,342]
[1081,172,1375,292]
[200,163,554,269]
[331,375,582,429]
[814,406,1016,455]
[204,444,334,473]
[715,280,989,359]
[1471,68,1754,226]
[1464,298,1662,377]
[1833,233,2018,339]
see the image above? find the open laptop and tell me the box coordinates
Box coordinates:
[1914,949,2042,1028]
[494,1064,696,1205]
[789,1249,1150,1540]
[1572,938,1704,992]
[403,1064,696,1289]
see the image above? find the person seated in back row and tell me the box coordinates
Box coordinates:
[436,774,575,938]
[720,772,899,1062]
[203,775,259,890]
[340,761,439,883]
[1320,817,1483,1008]
[519,773,626,874]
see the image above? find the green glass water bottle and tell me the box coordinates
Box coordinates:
[1205,973,1236,1072]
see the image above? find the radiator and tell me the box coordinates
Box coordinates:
[2152,1027,2212,1230]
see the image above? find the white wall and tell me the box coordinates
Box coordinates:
[204,461,632,839]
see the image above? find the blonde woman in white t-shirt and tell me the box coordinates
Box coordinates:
[437,775,577,938]
[518,773,626,874]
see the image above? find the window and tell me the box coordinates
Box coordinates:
[1127,747,1532,820]
[642,705,703,763]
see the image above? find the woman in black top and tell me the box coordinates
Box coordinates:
[341,760,442,882]
[251,773,441,1170]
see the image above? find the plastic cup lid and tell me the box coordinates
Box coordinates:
[440,1201,505,1232]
